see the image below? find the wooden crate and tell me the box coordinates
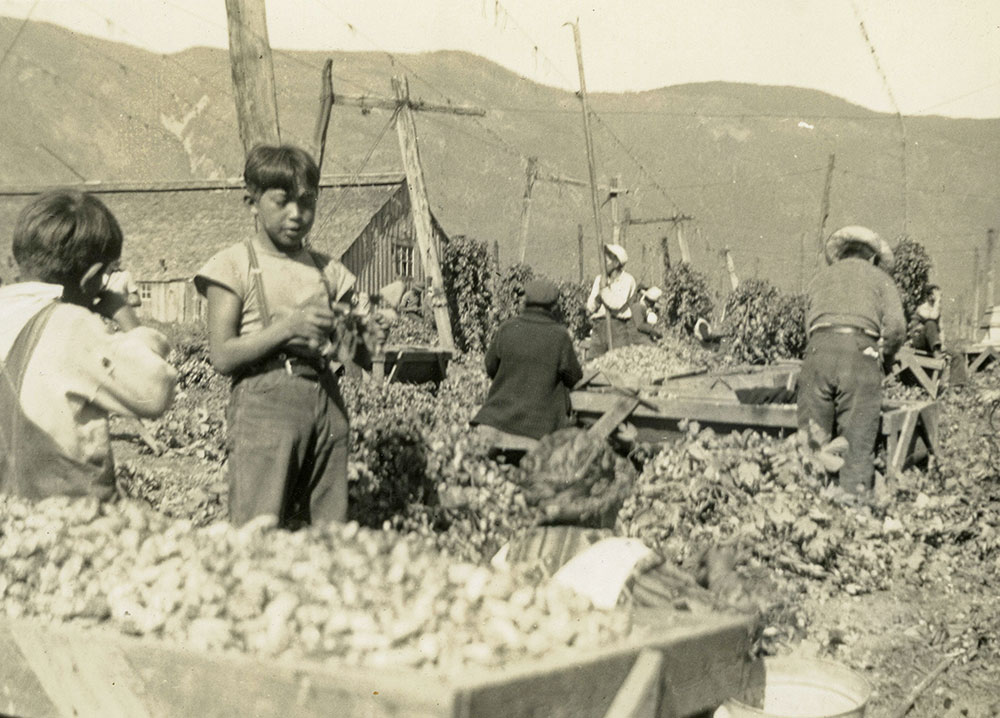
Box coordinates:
[581,363,800,402]
[571,390,939,479]
[371,344,452,385]
[0,611,757,718]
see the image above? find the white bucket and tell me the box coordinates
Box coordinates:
[715,657,871,718]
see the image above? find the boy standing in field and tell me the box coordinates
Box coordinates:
[195,144,370,528]
[0,191,177,500]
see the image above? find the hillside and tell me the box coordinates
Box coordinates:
[1,17,998,325]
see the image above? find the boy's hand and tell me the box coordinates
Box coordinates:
[279,294,335,348]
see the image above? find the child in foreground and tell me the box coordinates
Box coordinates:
[195,144,375,528]
[0,191,177,499]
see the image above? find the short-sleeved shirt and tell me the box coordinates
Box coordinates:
[0,282,178,472]
[194,241,356,337]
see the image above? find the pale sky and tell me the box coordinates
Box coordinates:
[1,0,999,118]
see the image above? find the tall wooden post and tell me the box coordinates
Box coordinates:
[724,247,739,290]
[568,20,612,349]
[517,157,539,263]
[815,153,836,254]
[224,0,280,153]
[610,175,622,246]
[987,228,996,310]
[621,208,631,251]
[799,231,807,293]
[676,221,691,264]
[311,59,334,169]
[660,236,671,282]
[392,75,454,350]
[577,224,585,283]
[493,239,500,269]
[973,246,982,330]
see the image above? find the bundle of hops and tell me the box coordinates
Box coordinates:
[587,344,701,385]
[517,428,635,527]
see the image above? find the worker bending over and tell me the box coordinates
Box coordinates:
[630,286,664,344]
[798,225,906,498]
[586,244,637,357]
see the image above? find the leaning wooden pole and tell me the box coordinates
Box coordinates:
[568,20,612,350]
[517,157,539,263]
[815,153,836,255]
[224,0,280,153]
[311,59,334,169]
[392,75,455,350]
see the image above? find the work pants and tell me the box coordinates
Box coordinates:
[588,316,633,358]
[226,368,349,527]
[797,332,882,493]
[911,320,941,354]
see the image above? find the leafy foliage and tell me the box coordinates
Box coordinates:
[493,263,534,325]
[660,263,714,333]
[440,235,496,353]
[553,280,592,340]
[722,279,809,364]
[890,238,933,322]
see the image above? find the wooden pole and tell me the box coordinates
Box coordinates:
[816,153,836,254]
[392,75,454,350]
[610,175,622,246]
[799,231,807,293]
[660,236,671,280]
[224,0,280,153]
[987,228,996,310]
[567,20,612,349]
[724,247,739,290]
[621,208,631,251]
[493,239,500,269]
[311,59,334,169]
[676,221,691,264]
[517,157,538,263]
[974,246,982,330]
[577,224,585,283]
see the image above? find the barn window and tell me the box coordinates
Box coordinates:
[139,284,152,301]
[393,244,415,277]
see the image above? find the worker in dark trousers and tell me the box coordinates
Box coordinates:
[798,226,906,499]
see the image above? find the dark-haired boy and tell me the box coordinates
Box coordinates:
[0,191,177,500]
[195,144,372,528]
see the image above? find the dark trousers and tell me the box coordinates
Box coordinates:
[912,319,941,353]
[797,332,883,493]
[588,316,633,358]
[226,368,349,527]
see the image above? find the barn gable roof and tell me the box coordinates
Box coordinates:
[0,174,408,284]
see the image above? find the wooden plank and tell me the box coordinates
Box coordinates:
[587,396,642,441]
[890,408,920,476]
[331,93,485,116]
[602,649,663,718]
[454,614,756,718]
[224,0,281,153]
[0,619,454,718]
[0,174,406,196]
[571,391,800,430]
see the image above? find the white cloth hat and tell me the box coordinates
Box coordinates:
[604,244,628,265]
[643,286,663,302]
[825,226,894,268]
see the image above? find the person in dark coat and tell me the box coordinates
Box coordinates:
[798,225,906,499]
[471,278,583,446]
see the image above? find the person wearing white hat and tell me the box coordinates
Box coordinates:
[585,244,638,357]
[629,285,664,344]
[798,225,906,498]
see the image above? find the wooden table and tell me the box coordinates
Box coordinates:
[571,390,939,480]
[0,610,758,718]
[963,343,1000,374]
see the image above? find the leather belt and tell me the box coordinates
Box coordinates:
[809,324,879,339]
[236,352,328,383]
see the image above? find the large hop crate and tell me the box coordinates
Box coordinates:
[1,610,757,718]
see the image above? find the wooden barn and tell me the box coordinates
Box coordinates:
[0,174,449,324]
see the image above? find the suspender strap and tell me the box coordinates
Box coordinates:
[244,238,273,329]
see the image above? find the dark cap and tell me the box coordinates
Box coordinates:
[524,278,559,307]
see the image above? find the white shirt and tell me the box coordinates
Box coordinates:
[586,271,637,320]
[0,282,177,467]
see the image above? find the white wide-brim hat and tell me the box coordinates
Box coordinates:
[643,286,663,302]
[825,225,894,268]
[604,243,628,265]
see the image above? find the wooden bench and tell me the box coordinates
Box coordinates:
[0,610,758,718]
[890,346,948,398]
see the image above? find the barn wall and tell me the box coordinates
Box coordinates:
[136,280,205,324]
[340,185,448,296]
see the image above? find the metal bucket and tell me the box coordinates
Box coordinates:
[715,657,871,718]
